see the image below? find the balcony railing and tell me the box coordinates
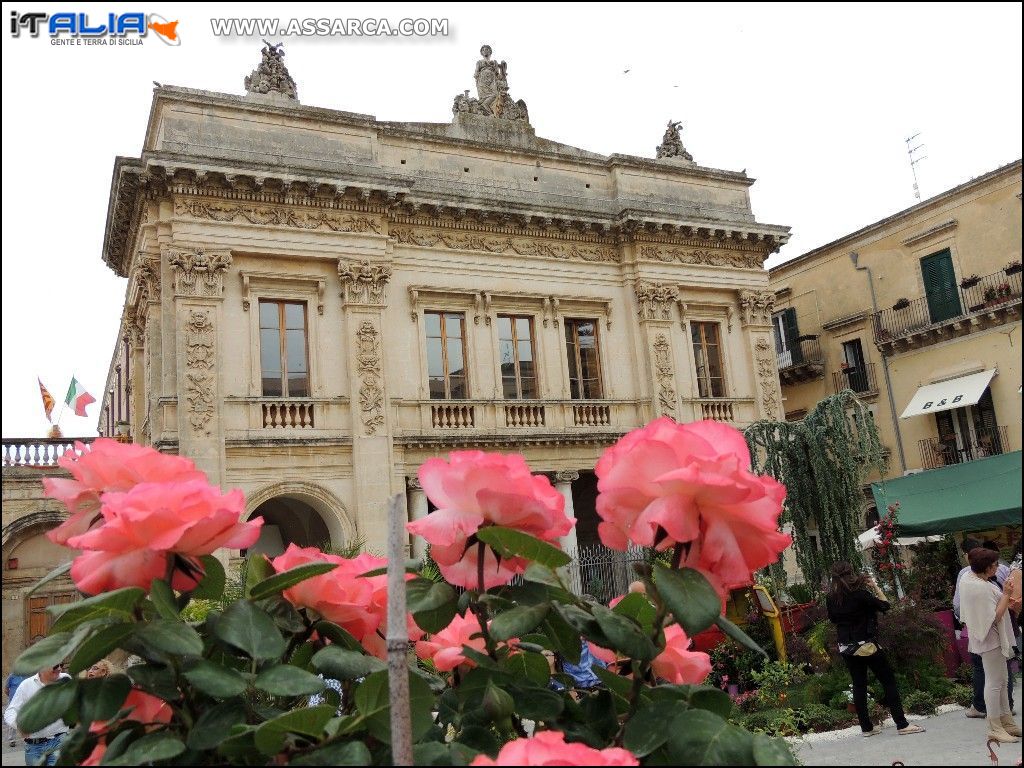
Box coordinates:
[2,437,95,468]
[395,399,645,436]
[873,267,1022,345]
[918,424,1010,470]
[680,397,758,424]
[776,336,825,384]
[832,362,879,396]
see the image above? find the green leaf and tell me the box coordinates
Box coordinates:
[666,709,755,766]
[542,613,581,665]
[612,592,657,632]
[249,562,338,601]
[13,624,93,675]
[183,659,248,699]
[500,651,550,687]
[243,554,274,597]
[49,588,145,634]
[25,561,72,597]
[312,621,365,653]
[522,562,568,590]
[511,685,564,721]
[625,699,686,757]
[255,664,326,696]
[354,670,434,744]
[292,741,373,766]
[135,620,204,657]
[689,686,733,719]
[592,605,657,662]
[16,679,76,734]
[191,554,226,601]
[593,666,633,700]
[127,663,180,701]
[357,560,421,578]
[289,641,316,671]
[475,526,571,569]
[261,595,308,634]
[312,646,387,680]
[149,579,180,621]
[68,623,136,675]
[254,705,336,754]
[106,732,186,766]
[407,578,458,634]
[456,726,499,756]
[752,734,798,765]
[715,615,768,658]
[76,673,130,725]
[213,600,287,659]
[481,680,515,723]
[654,565,721,637]
[188,701,247,751]
[412,742,452,767]
[489,604,549,642]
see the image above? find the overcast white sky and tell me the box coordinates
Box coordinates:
[2,2,1021,438]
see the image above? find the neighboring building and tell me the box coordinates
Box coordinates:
[769,160,1022,535]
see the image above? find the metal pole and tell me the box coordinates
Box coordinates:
[386,493,413,764]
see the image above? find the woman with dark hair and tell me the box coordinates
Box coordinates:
[826,561,923,737]
[960,547,1020,743]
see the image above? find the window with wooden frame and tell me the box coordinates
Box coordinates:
[565,318,603,399]
[498,315,538,399]
[425,311,468,399]
[259,300,310,397]
[690,321,726,398]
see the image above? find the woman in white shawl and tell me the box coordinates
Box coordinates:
[961,546,1021,743]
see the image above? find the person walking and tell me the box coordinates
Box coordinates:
[3,663,71,766]
[960,546,1021,743]
[826,561,924,737]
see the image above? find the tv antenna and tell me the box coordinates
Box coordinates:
[905,133,927,200]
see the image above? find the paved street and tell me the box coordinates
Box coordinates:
[796,679,1024,766]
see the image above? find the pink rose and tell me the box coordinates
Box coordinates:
[66,479,260,595]
[470,730,639,766]
[43,439,204,546]
[595,418,789,591]
[408,451,573,589]
[415,612,494,672]
[589,625,710,686]
[84,689,173,765]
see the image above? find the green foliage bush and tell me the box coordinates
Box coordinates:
[800,703,853,733]
[955,662,973,685]
[902,690,938,715]
[949,683,973,708]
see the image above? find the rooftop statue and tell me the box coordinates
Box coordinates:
[451,44,529,124]
[656,120,694,162]
[245,40,298,101]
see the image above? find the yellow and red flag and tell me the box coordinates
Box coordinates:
[38,378,55,422]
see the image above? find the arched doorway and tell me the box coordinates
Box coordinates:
[245,497,331,558]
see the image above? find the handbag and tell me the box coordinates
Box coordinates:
[839,640,880,658]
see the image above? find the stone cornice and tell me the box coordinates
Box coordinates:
[901,219,958,247]
[822,310,869,331]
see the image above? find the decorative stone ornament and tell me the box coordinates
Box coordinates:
[451,44,530,123]
[245,40,298,101]
[656,120,694,162]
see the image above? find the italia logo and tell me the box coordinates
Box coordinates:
[9,12,181,45]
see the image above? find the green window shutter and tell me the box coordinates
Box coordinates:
[920,250,962,323]
[783,308,803,364]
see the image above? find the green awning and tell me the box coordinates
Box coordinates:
[871,450,1022,536]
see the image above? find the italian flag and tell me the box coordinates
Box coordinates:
[65,377,96,418]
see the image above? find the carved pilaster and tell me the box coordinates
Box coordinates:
[355,321,385,435]
[653,334,678,418]
[167,247,232,297]
[338,259,392,306]
[183,310,216,434]
[738,289,775,327]
[635,280,678,321]
[754,336,782,419]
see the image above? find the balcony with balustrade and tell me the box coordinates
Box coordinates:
[2,437,96,469]
[873,266,1022,354]
[776,335,825,385]
[918,424,1010,470]
[831,361,879,398]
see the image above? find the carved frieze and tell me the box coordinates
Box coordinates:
[638,245,763,269]
[738,289,775,327]
[174,200,382,235]
[754,337,781,418]
[653,334,678,418]
[391,226,619,263]
[184,310,216,433]
[355,321,384,435]
[167,247,232,297]
[338,260,392,306]
[635,281,678,321]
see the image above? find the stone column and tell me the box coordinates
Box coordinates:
[168,246,232,486]
[738,289,783,420]
[634,280,681,420]
[552,470,581,593]
[407,477,428,560]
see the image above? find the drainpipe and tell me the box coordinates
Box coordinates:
[850,252,907,473]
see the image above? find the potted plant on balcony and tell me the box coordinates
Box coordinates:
[959,274,981,289]
[796,334,818,342]
[1005,260,1022,276]
[877,328,893,342]
[892,297,911,311]
[998,282,1013,299]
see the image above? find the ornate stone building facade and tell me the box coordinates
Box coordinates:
[86,43,789,560]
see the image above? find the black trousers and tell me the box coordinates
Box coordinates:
[842,649,910,732]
